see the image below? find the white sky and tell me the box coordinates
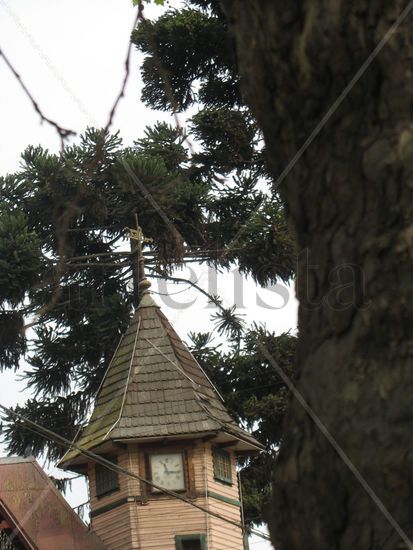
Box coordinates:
[0,1,296,547]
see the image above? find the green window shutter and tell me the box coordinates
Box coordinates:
[95,455,120,498]
[212,448,232,485]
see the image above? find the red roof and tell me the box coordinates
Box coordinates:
[0,457,105,549]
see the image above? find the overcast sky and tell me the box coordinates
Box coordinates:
[0,1,296,547]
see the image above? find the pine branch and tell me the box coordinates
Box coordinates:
[147,267,225,312]
[67,251,131,261]
[66,262,129,269]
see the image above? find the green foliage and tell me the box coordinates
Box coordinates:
[3,394,85,462]
[0,209,42,305]
[191,108,257,173]
[0,312,26,370]
[133,0,165,6]
[134,122,187,170]
[133,9,298,525]
[132,1,295,285]
[0,122,294,466]
[0,126,204,458]
[210,305,245,340]
[236,200,296,285]
[133,9,232,111]
[189,326,298,525]
[1,0,298,530]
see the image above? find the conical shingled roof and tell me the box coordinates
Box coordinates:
[59,289,262,467]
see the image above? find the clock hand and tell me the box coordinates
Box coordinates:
[160,460,170,474]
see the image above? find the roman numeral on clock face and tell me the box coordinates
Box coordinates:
[149,452,185,492]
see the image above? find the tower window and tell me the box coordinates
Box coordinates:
[212,448,232,485]
[175,534,206,550]
[95,456,119,498]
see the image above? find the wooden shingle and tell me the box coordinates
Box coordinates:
[59,289,262,467]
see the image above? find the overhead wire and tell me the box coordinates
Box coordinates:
[0,403,271,542]
[144,335,265,453]
[0,7,270,543]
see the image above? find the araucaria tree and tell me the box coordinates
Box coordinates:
[130,0,302,526]
[215,1,413,548]
[0,68,296,527]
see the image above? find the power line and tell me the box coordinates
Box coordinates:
[0,403,270,543]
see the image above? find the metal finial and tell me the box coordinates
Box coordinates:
[138,277,152,293]
[127,215,153,304]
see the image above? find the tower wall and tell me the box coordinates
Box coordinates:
[133,440,207,549]
[134,496,207,549]
[204,443,244,550]
[87,441,245,549]
[91,502,137,549]
[89,449,137,549]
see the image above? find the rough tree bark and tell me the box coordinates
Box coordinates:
[220,1,413,549]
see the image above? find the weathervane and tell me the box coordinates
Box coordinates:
[126,214,153,304]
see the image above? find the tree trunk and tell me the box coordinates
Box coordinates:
[220,1,413,548]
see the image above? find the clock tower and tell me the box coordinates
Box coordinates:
[58,278,263,549]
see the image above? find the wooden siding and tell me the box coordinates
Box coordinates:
[133,440,207,549]
[92,502,136,549]
[88,441,245,549]
[132,441,244,550]
[208,506,244,550]
[204,443,244,550]
[89,449,138,549]
[88,450,131,512]
[127,443,142,497]
[134,497,207,549]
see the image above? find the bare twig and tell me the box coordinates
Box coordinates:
[104,7,141,133]
[0,47,76,150]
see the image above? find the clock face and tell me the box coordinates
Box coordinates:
[150,452,186,493]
